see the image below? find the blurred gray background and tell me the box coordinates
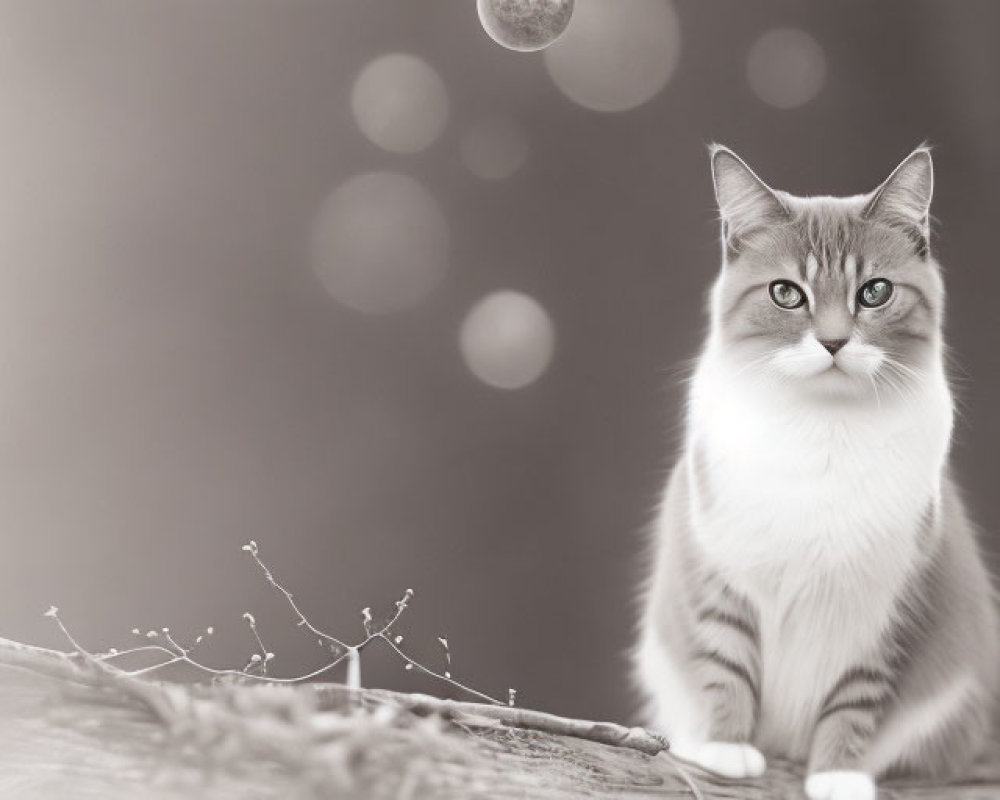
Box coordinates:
[2,0,999,723]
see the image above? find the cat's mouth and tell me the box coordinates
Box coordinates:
[806,361,880,397]
[799,360,865,388]
[821,360,869,382]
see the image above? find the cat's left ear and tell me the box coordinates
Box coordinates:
[863,147,934,257]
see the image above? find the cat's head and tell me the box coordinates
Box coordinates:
[707,145,942,401]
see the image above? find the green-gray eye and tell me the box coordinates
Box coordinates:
[858,278,893,308]
[768,280,806,310]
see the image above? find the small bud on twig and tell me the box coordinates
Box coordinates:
[396,588,414,612]
[437,636,452,674]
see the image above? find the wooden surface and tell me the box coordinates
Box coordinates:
[1,641,998,799]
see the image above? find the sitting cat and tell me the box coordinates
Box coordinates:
[635,146,999,800]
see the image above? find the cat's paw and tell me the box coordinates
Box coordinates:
[805,770,876,800]
[671,740,767,778]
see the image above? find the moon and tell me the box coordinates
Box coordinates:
[477,0,575,52]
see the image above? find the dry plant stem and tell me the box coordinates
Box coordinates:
[34,543,508,705]
[242,613,271,675]
[243,542,507,704]
[375,635,502,705]
[162,632,188,656]
[123,645,348,683]
[319,684,669,757]
[242,541,350,652]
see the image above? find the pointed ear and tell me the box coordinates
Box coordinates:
[710,145,788,257]
[863,147,933,257]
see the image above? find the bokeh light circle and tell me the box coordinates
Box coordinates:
[350,53,449,153]
[543,0,681,113]
[460,291,555,390]
[747,29,826,109]
[477,0,575,52]
[310,172,449,314]
[459,117,530,181]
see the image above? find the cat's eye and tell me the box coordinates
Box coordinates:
[858,278,893,308]
[768,280,807,310]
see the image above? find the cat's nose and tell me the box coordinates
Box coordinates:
[820,339,847,355]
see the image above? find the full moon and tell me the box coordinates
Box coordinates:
[477,0,574,52]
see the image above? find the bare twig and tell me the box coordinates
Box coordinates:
[241,540,349,652]
[312,684,669,756]
[374,635,503,706]
[37,542,511,706]
[237,542,507,704]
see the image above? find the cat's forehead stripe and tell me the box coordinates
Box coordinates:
[805,253,819,282]
[845,255,858,312]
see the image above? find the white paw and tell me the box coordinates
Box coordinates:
[805,770,877,800]
[671,740,767,779]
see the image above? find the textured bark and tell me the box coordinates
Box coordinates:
[0,639,997,799]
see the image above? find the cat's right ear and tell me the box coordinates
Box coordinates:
[710,145,788,258]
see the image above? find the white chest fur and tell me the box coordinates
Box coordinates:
[682,354,953,754]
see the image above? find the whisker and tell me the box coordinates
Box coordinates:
[868,371,882,411]
[875,358,924,411]
[735,348,783,378]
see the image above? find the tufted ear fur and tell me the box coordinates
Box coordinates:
[863,147,934,257]
[710,145,789,260]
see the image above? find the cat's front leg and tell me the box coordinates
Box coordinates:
[672,593,767,779]
[804,664,893,800]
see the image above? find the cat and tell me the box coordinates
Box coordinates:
[634,145,999,800]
